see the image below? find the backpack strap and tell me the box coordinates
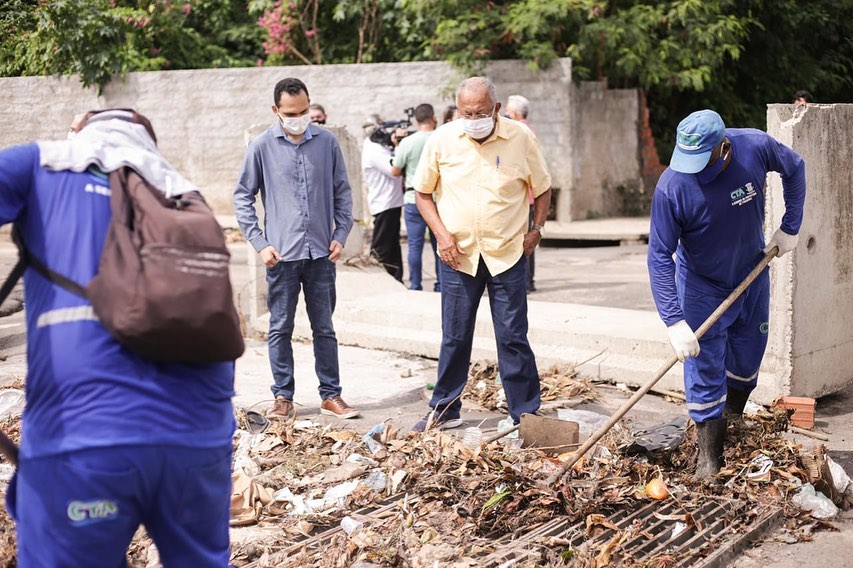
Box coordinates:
[1,225,89,300]
[0,251,26,307]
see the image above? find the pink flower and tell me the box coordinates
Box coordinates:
[182,4,191,15]
[305,29,315,38]
[257,58,265,67]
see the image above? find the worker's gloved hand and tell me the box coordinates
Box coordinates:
[667,320,700,362]
[763,228,799,257]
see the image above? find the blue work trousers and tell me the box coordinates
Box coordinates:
[266,257,341,401]
[404,203,440,291]
[679,269,770,422]
[8,444,232,567]
[431,256,540,423]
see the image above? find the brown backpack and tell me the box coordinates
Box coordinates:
[1,166,245,363]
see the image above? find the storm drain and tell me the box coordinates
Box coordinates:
[481,497,782,567]
[274,493,421,558]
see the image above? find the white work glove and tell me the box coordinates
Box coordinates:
[667,320,700,362]
[763,228,799,257]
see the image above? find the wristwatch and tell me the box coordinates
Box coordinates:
[532,224,545,237]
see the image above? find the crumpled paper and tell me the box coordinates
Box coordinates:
[230,472,274,526]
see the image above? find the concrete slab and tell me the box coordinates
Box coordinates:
[543,217,650,242]
[233,338,429,415]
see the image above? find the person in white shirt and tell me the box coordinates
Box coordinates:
[362,129,404,281]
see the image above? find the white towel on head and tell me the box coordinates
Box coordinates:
[37,111,197,197]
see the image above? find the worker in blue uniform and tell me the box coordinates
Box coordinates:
[647,109,806,480]
[0,110,235,566]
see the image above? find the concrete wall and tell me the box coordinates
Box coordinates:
[570,82,643,220]
[766,104,853,398]
[0,58,643,223]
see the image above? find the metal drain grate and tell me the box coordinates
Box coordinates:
[481,497,782,567]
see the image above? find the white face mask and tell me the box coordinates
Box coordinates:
[462,112,495,140]
[279,113,312,136]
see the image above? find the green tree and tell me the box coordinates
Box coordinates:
[0,0,263,92]
[253,0,432,66]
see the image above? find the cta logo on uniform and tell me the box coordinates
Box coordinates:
[67,499,119,526]
[730,182,757,206]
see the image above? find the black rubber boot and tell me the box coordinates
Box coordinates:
[694,418,726,481]
[724,387,750,418]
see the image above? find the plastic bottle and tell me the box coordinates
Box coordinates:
[340,516,364,535]
[462,426,483,448]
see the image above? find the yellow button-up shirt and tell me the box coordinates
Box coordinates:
[413,117,551,277]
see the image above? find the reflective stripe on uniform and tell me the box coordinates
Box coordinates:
[685,395,727,412]
[726,369,757,383]
[36,306,97,328]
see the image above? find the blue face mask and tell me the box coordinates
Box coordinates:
[696,143,730,184]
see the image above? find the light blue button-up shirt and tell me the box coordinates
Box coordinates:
[233,123,354,260]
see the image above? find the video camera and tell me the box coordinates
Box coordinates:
[369,107,416,148]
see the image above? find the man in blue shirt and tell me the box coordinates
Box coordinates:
[648,109,806,480]
[0,109,236,565]
[233,78,358,420]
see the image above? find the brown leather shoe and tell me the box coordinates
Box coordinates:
[267,397,295,419]
[320,396,360,419]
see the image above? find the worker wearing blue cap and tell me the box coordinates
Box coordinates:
[647,109,806,480]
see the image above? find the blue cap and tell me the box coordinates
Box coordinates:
[670,110,726,174]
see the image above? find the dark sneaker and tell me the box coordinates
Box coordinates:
[268,397,295,419]
[412,410,464,432]
[320,396,360,419]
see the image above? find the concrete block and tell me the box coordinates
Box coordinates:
[766,103,853,398]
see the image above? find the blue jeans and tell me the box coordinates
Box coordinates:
[404,203,440,291]
[266,257,341,400]
[430,256,540,423]
[8,444,232,567]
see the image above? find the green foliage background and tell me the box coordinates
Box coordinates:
[1,0,851,160]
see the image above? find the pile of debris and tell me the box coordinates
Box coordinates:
[0,371,849,567]
[464,360,596,411]
[203,404,847,567]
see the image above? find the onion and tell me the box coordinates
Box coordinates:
[645,476,669,500]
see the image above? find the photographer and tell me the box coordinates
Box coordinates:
[362,119,404,281]
[391,104,440,291]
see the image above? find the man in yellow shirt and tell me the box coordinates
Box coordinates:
[412,77,552,431]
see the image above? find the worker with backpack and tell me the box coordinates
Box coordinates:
[0,109,242,566]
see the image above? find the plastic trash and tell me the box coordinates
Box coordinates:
[672,521,688,538]
[625,417,688,456]
[495,389,507,409]
[363,422,386,454]
[496,417,518,439]
[743,401,765,416]
[462,427,483,448]
[792,483,839,519]
[323,479,360,507]
[363,469,387,493]
[827,456,853,496]
[346,453,378,466]
[556,409,609,438]
[340,516,364,535]
[0,463,14,483]
[746,454,774,482]
[243,410,269,434]
[232,430,260,477]
[273,487,313,515]
[0,389,25,418]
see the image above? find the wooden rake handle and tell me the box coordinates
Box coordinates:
[542,247,778,488]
